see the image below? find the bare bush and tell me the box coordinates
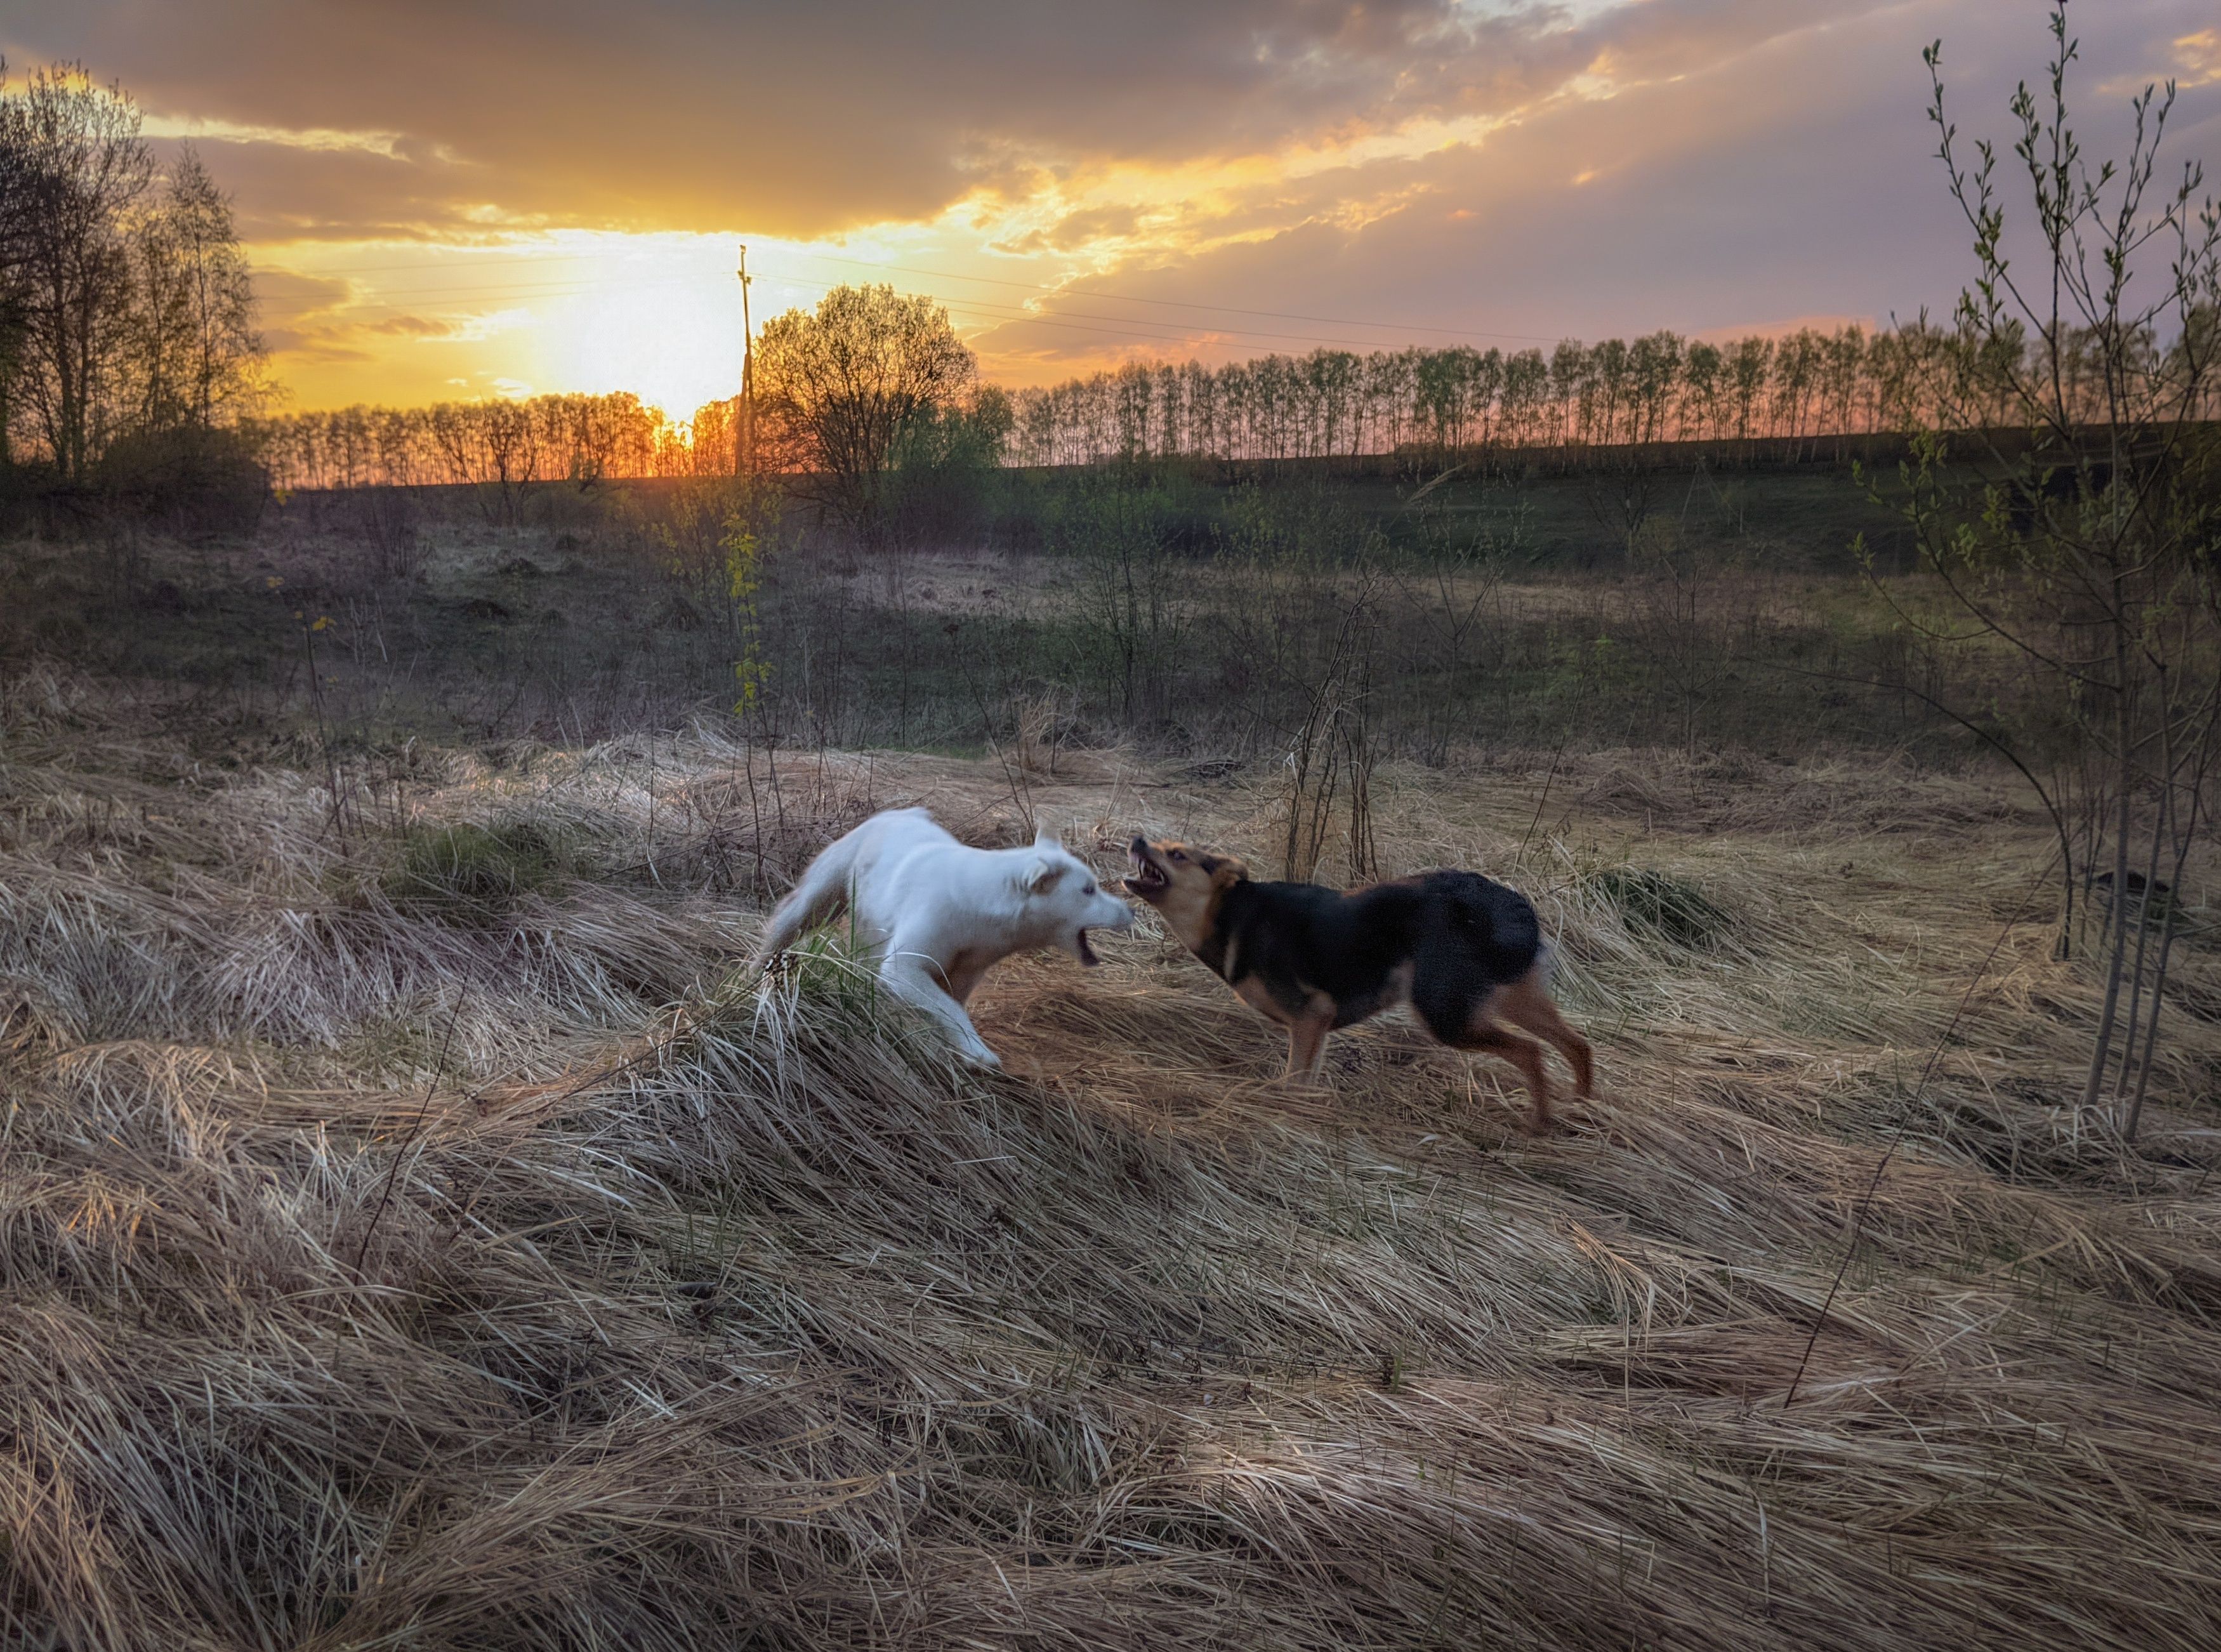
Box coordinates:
[353,484,424,583]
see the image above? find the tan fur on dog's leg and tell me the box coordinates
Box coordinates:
[1286,1014,1333,1084]
[1497,973,1594,1100]
[1453,1019,1554,1130]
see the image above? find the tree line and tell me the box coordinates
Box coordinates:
[0,62,264,487]
[247,393,718,495]
[251,298,2220,501]
[251,284,1017,557]
[1003,317,2219,466]
[247,287,1008,518]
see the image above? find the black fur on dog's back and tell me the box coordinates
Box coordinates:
[1128,832,1592,1124]
[1208,869,1543,1040]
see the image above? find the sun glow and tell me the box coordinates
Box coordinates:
[258,232,755,415]
[529,240,746,415]
[249,94,1548,412]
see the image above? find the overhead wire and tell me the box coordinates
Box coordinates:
[780,247,1562,344]
[291,261,1534,357]
[268,243,1560,349]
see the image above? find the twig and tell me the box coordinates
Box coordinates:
[951,621,1034,835]
[1517,739,1569,865]
[352,988,468,1281]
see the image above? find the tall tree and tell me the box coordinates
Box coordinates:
[3,64,150,482]
[142,146,261,432]
[755,282,976,543]
[0,63,27,469]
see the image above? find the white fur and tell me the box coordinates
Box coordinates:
[750,807,1133,1066]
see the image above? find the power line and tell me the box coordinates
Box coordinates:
[778,247,1562,345]
[267,243,1560,347]
[308,263,1498,355]
[313,271,703,302]
[271,249,616,277]
[847,286,1455,354]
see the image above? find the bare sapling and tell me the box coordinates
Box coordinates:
[1875,0,2220,1136]
[1282,573,1382,883]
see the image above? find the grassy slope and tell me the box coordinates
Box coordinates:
[0,463,1962,776]
[4,664,2220,1650]
[1226,461,1921,574]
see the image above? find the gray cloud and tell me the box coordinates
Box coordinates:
[7,1,1883,238]
[958,1,2221,366]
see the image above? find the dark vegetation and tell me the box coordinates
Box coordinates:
[0,453,1970,757]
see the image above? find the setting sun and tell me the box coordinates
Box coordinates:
[261,232,761,418]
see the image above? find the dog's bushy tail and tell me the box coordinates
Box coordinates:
[750,821,869,970]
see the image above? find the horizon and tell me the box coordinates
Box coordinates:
[7,1,2217,418]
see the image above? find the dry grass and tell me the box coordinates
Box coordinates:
[4,665,2221,1650]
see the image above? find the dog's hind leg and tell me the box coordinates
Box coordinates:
[750,821,866,970]
[1496,972,1594,1100]
[1286,1012,1334,1085]
[879,951,1001,1068]
[1413,978,1553,1130]
[1449,1020,1554,1132]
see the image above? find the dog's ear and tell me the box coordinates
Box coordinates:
[1024,854,1064,895]
[1200,852,1248,889]
[1034,823,1058,849]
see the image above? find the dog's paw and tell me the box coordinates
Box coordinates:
[959,1045,1003,1070]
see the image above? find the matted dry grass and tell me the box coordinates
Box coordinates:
[4,666,2220,1650]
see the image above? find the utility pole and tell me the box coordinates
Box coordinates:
[736,242,755,475]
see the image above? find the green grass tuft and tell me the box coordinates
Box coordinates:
[385,819,574,923]
[1585,864,1729,950]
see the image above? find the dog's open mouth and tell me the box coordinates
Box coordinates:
[1125,845,1170,897]
[1076,928,1101,967]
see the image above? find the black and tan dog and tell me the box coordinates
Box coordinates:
[1125,836,1593,1129]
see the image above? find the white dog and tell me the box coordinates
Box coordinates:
[750,807,1133,1066]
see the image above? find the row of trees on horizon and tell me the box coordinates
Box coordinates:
[246,392,723,497]
[251,305,2221,496]
[999,319,2221,465]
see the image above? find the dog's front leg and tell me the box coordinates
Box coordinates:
[880,953,1001,1067]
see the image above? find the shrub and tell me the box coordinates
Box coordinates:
[97,426,270,539]
[384,819,572,923]
[1585,864,1727,949]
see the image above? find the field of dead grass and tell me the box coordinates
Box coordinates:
[4,661,2221,1651]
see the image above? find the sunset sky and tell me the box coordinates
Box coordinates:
[6,1,2216,418]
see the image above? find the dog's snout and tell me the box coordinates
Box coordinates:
[1128,835,1147,856]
